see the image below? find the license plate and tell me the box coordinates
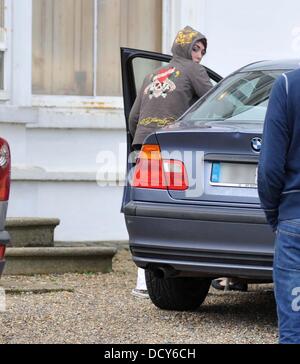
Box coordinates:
[210,162,257,188]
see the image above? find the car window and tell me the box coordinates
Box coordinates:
[182,70,284,126]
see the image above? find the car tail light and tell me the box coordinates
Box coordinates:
[0,245,6,260]
[0,138,11,201]
[132,144,188,190]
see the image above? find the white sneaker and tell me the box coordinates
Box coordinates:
[131,288,149,299]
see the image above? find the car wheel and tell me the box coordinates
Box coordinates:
[145,269,211,311]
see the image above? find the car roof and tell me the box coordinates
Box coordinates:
[238,59,300,72]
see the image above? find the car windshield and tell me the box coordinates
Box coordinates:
[182,70,284,127]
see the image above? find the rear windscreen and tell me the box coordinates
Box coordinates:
[182,70,284,127]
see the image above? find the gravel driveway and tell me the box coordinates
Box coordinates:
[0,249,278,344]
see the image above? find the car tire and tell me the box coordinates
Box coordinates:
[145,269,211,311]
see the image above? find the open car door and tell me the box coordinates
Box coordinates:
[120,47,222,211]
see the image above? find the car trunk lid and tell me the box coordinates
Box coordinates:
[155,126,262,205]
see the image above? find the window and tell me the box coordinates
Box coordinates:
[32,0,94,96]
[32,0,162,97]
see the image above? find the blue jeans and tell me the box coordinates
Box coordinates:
[274,219,300,344]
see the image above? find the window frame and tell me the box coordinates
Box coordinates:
[3,0,165,110]
[29,0,131,108]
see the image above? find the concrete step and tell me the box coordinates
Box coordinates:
[2,279,75,294]
[3,247,116,275]
[5,218,60,247]
[55,240,129,250]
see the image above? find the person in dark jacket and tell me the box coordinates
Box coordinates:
[129,25,213,149]
[131,25,213,298]
[258,69,300,344]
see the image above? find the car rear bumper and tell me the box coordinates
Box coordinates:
[0,230,10,277]
[124,201,275,280]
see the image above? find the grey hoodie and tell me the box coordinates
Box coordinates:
[129,26,213,146]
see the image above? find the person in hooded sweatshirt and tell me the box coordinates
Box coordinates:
[129,25,213,150]
[130,26,213,298]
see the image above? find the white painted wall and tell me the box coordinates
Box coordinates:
[164,0,300,77]
[0,109,129,243]
[10,181,127,242]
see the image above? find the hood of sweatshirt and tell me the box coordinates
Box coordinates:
[171,26,207,61]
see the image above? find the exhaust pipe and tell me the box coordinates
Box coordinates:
[150,265,179,279]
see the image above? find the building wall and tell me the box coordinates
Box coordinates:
[0,0,162,243]
[0,108,128,242]
[1,0,300,242]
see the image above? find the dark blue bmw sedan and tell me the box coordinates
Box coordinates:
[121,48,299,311]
